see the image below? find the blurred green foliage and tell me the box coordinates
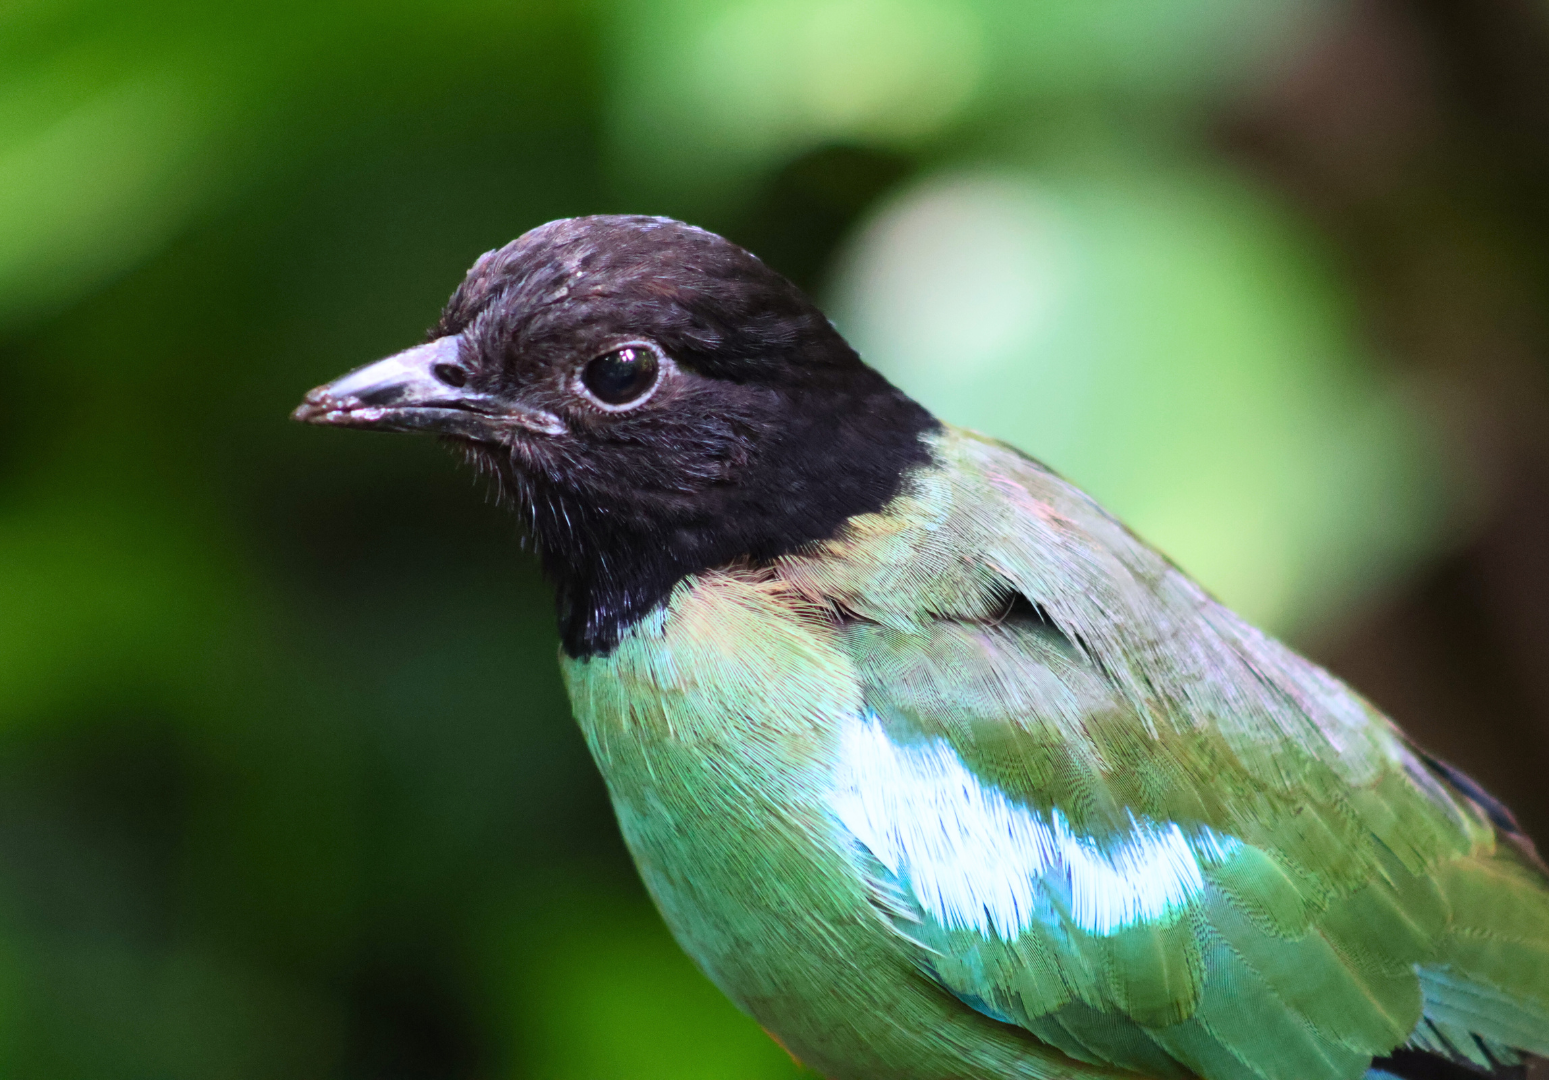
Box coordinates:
[0,0,1485,1076]
[832,161,1449,631]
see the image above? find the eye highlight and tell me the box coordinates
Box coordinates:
[579,345,660,408]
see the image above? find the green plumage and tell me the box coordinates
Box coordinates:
[563,426,1549,1080]
[295,215,1549,1080]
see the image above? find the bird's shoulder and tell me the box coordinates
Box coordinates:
[776,423,1447,841]
[771,425,1549,1080]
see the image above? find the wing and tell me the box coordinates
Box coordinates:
[777,426,1549,1080]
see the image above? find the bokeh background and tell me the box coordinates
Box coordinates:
[4,0,1549,1075]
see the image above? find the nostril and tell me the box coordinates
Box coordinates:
[433,363,468,388]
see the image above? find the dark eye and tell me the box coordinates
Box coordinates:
[580,346,659,407]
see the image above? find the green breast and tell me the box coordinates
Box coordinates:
[559,570,1114,1080]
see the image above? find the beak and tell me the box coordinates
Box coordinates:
[291,336,564,438]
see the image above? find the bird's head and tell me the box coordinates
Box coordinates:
[294,215,935,654]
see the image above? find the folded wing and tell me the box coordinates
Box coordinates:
[783,427,1549,1080]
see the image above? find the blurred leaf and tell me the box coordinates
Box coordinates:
[606,0,1329,211]
[26,939,342,1080]
[0,0,601,335]
[0,497,238,728]
[831,161,1457,634]
[497,880,809,1080]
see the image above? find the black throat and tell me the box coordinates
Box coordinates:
[493,373,937,659]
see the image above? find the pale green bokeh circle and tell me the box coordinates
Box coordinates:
[830,168,1453,635]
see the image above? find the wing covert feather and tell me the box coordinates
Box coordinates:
[782,427,1549,1080]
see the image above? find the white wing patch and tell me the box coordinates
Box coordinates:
[831,714,1240,939]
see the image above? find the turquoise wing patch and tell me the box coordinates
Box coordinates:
[827,706,1434,1080]
[825,616,1540,1080]
[832,712,1240,942]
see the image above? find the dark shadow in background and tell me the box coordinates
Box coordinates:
[1221,0,1549,845]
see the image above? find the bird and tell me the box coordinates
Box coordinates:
[293,214,1549,1080]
